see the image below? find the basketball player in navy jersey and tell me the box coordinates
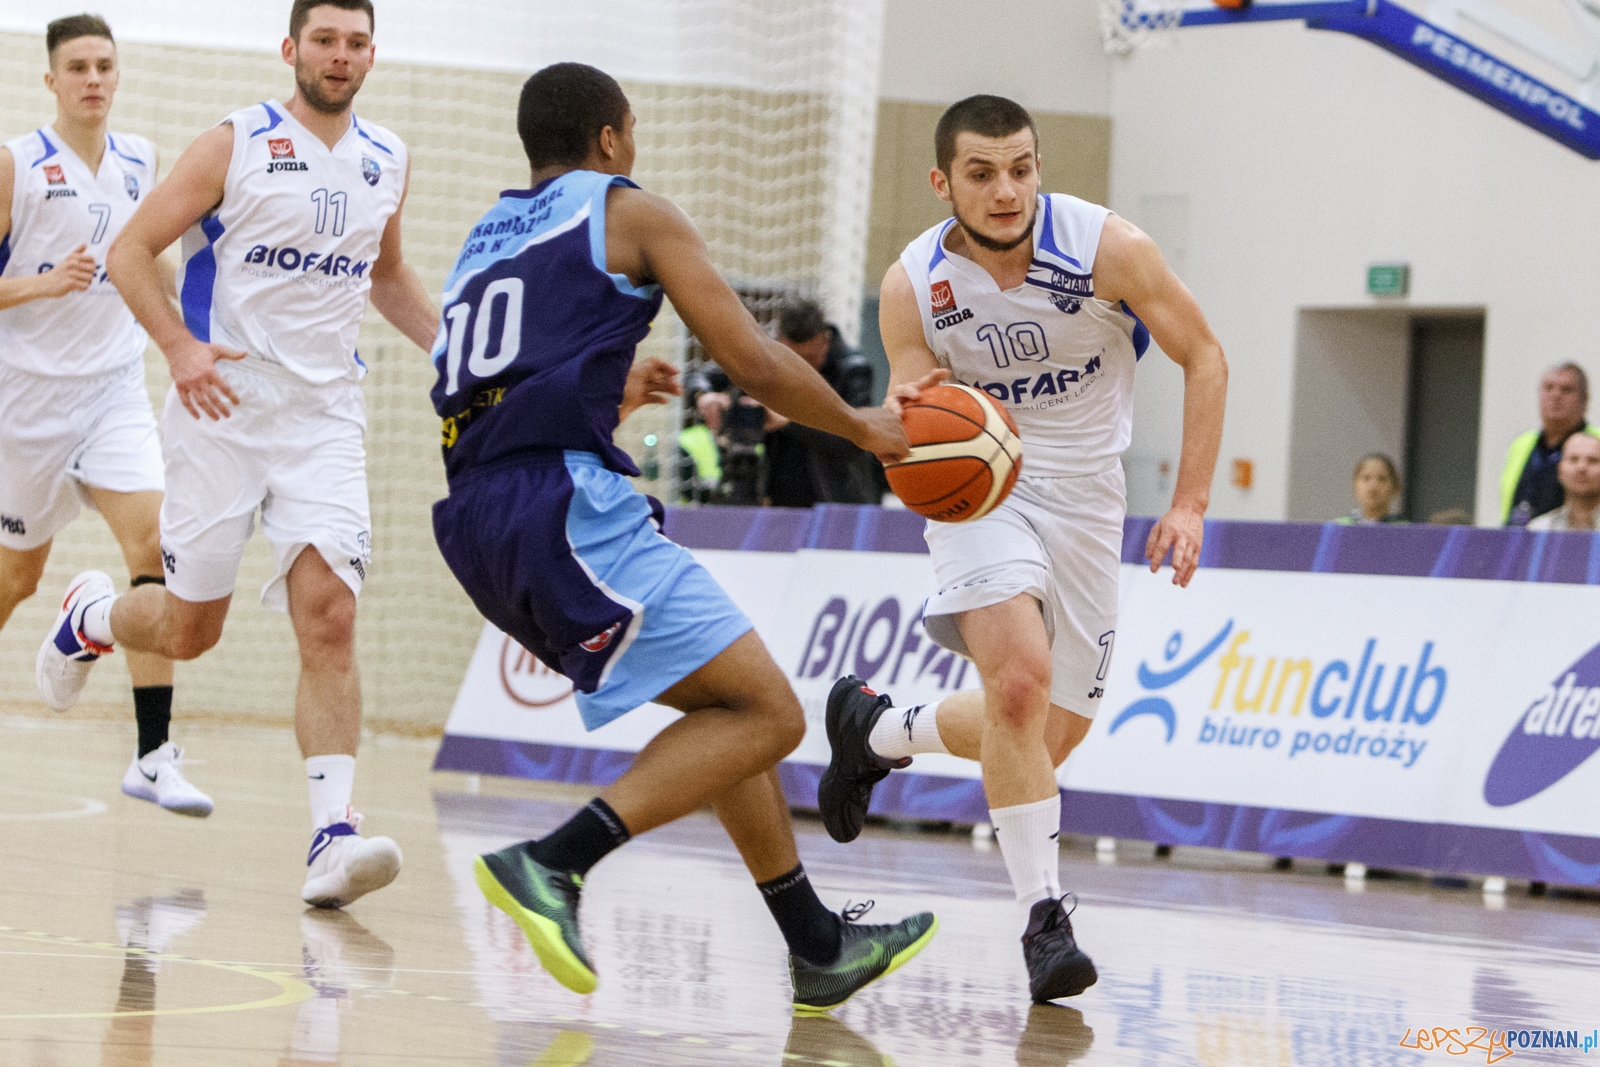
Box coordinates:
[0,16,211,816]
[432,63,941,1012]
[819,96,1228,1003]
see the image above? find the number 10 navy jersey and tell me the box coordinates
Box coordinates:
[430,171,664,480]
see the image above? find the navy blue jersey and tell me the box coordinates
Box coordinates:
[430,171,664,479]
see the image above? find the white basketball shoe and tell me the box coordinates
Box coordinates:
[301,809,402,909]
[115,888,208,972]
[122,742,214,818]
[36,570,115,711]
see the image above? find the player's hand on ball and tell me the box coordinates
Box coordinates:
[883,368,950,417]
[39,244,97,298]
[1146,504,1205,587]
[620,356,682,421]
[170,338,245,421]
[855,406,912,464]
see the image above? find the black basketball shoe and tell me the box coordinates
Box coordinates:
[1022,895,1098,1003]
[817,676,908,843]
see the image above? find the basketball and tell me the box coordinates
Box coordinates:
[885,383,1023,523]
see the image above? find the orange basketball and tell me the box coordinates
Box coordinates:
[885,383,1023,523]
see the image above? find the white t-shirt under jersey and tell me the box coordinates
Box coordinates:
[899,194,1148,478]
[177,101,407,386]
[0,127,153,378]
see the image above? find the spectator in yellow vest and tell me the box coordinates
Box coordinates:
[1501,363,1600,525]
[1528,433,1600,532]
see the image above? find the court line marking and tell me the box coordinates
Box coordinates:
[0,795,107,822]
[0,927,314,1020]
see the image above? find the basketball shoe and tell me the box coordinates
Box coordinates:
[817,675,908,843]
[35,569,115,712]
[473,844,596,994]
[1022,895,1097,1002]
[789,901,938,1014]
[301,809,402,909]
[121,742,214,818]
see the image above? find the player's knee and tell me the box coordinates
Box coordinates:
[0,565,42,608]
[1047,731,1085,768]
[768,694,807,758]
[167,620,222,661]
[297,596,357,654]
[988,655,1053,730]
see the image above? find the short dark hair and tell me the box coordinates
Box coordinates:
[46,14,113,58]
[289,0,374,42]
[777,300,828,345]
[1550,361,1590,403]
[935,94,1038,173]
[518,63,631,171]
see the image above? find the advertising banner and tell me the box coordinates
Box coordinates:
[435,506,1600,885]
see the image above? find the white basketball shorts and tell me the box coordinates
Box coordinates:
[159,357,371,610]
[921,464,1126,718]
[0,359,164,552]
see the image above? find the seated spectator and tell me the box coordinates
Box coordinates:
[1334,453,1405,524]
[1501,363,1600,525]
[1527,432,1600,531]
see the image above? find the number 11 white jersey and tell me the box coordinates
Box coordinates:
[178,101,407,386]
[0,127,154,378]
[900,193,1148,479]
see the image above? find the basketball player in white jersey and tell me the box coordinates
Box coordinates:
[0,16,212,818]
[819,95,1228,1002]
[39,0,440,909]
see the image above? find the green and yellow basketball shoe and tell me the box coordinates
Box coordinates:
[474,844,598,994]
[789,903,939,1014]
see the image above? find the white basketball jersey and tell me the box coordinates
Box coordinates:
[0,128,153,378]
[900,194,1148,478]
[178,101,407,386]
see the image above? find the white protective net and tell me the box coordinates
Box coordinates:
[0,0,887,730]
[1099,0,1191,53]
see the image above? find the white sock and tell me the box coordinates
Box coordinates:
[81,594,115,648]
[990,794,1062,913]
[305,755,356,830]
[868,701,952,760]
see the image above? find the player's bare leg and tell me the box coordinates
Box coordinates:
[911,688,1092,769]
[0,541,51,631]
[90,485,211,817]
[286,547,398,909]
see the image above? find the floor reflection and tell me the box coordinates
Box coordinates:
[99,890,207,1067]
[281,910,396,1066]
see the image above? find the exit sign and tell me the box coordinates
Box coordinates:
[1367,264,1410,297]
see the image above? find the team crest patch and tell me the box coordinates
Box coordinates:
[124,172,140,200]
[930,279,955,312]
[268,138,296,159]
[43,164,65,185]
[1051,294,1083,315]
[579,621,623,653]
[361,155,381,186]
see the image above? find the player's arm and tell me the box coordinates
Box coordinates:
[613,188,910,461]
[0,146,97,310]
[368,159,439,352]
[1095,214,1228,588]
[149,146,179,303]
[878,261,950,415]
[107,125,242,420]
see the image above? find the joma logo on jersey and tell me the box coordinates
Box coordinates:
[267,160,309,174]
[268,138,296,159]
[43,164,65,185]
[45,188,79,200]
[0,514,25,536]
[930,280,956,312]
[243,245,369,277]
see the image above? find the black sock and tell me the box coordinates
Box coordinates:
[758,865,841,966]
[525,798,631,877]
[133,686,173,758]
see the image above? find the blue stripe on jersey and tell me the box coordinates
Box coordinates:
[105,133,145,167]
[584,178,659,299]
[927,219,955,272]
[1122,301,1151,360]
[250,104,284,138]
[0,232,10,275]
[352,117,394,157]
[1036,197,1084,269]
[30,130,58,168]
[181,216,227,342]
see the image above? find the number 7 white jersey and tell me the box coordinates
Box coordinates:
[178,101,407,385]
[0,127,154,378]
[900,193,1149,478]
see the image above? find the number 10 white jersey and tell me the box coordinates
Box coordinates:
[900,194,1148,479]
[178,101,407,386]
[0,127,154,378]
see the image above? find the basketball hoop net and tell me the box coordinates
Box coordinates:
[1099,0,1188,53]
